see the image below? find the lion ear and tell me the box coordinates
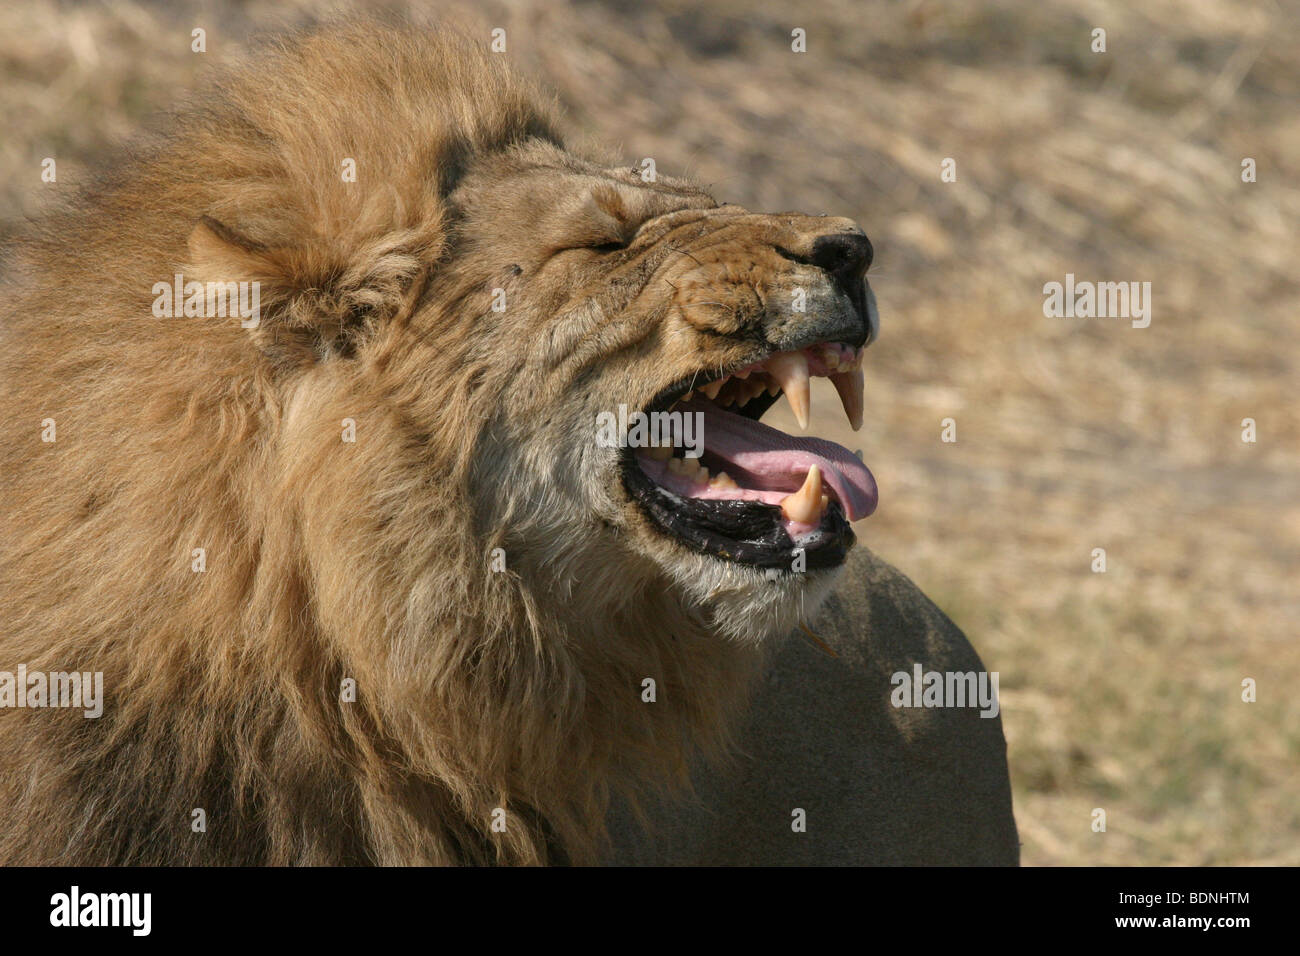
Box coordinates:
[185,215,429,366]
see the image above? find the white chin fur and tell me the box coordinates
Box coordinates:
[666,549,844,643]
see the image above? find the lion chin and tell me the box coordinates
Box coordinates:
[0,19,1019,868]
[676,556,845,644]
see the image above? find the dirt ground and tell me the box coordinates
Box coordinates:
[2,0,1296,864]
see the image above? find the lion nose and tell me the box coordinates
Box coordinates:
[810,230,873,285]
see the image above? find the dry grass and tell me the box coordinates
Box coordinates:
[2,0,1296,864]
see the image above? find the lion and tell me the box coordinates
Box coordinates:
[0,21,1016,865]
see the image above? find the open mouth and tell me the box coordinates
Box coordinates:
[622,342,878,570]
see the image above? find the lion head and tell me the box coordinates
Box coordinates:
[445,139,880,643]
[0,22,878,865]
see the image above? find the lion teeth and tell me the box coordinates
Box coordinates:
[668,455,708,483]
[829,368,864,431]
[779,464,824,523]
[765,352,810,429]
[709,471,738,490]
[701,379,725,401]
[734,367,751,379]
[681,390,694,402]
[820,344,842,373]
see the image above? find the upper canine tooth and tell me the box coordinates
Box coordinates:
[701,379,725,400]
[829,369,864,431]
[779,464,823,523]
[766,352,810,429]
[681,390,695,402]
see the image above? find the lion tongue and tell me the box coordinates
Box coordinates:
[693,400,877,520]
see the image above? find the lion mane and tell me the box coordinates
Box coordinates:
[0,22,766,865]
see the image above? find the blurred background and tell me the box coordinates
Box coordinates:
[2,0,1296,864]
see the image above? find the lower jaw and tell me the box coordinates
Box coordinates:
[623,458,855,570]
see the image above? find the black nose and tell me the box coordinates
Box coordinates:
[810,231,873,283]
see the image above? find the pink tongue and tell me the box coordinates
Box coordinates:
[691,399,878,520]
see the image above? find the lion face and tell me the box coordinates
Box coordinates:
[424,140,879,640]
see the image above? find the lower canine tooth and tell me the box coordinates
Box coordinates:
[779,464,823,524]
[766,352,811,429]
[829,369,865,431]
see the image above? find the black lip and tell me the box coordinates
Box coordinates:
[622,455,854,569]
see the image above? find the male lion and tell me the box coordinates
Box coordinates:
[0,22,1016,865]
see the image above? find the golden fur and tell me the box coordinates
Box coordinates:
[0,22,871,864]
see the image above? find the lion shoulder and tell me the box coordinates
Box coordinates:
[606,545,1020,865]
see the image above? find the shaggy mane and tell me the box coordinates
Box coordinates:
[0,21,762,866]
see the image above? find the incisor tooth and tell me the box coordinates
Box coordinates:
[830,369,865,431]
[701,379,725,400]
[780,465,823,524]
[766,352,810,429]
